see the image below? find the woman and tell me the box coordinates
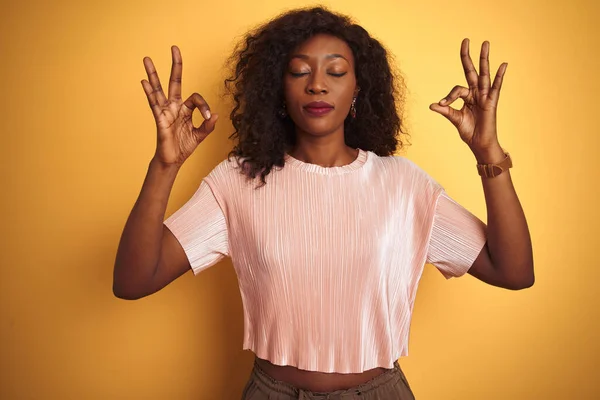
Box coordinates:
[113,6,534,399]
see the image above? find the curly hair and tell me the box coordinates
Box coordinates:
[224,6,408,185]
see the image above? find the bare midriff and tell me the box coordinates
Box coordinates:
[255,357,389,392]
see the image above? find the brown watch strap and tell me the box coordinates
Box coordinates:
[477,152,512,178]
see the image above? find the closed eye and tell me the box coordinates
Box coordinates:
[289,72,348,78]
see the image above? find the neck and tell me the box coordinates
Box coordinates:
[288,142,359,168]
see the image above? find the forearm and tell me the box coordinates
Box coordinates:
[474,144,534,287]
[113,157,181,296]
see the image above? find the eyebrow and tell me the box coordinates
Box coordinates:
[290,53,349,62]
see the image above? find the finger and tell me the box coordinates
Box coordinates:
[429,103,462,127]
[461,38,478,91]
[183,93,212,120]
[168,46,183,101]
[143,56,168,106]
[141,79,161,119]
[194,113,219,139]
[438,85,470,107]
[479,41,491,97]
[488,63,507,104]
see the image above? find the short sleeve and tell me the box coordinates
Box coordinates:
[426,191,487,279]
[164,179,229,275]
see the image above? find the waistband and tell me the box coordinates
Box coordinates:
[250,360,403,399]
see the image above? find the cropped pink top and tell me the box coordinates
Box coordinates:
[164,149,487,373]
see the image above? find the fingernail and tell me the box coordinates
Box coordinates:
[206,110,211,119]
[439,99,447,104]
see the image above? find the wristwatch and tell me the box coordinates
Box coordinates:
[477,152,513,178]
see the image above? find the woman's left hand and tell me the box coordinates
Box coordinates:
[429,39,507,161]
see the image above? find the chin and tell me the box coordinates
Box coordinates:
[295,119,343,137]
[301,127,337,137]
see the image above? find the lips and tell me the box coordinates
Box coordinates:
[304,101,334,116]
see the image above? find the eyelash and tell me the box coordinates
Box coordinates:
[290,72,347,78]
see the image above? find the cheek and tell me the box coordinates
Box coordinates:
[344,76,358,96]
[283,88,307,122]
[283,79,301,103]
[334,76,357,100]
[337,88,356,114]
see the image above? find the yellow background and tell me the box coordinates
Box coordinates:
[1,0,598,398]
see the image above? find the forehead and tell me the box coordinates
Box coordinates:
[289,34,354,64]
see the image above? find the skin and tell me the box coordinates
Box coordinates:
[119,34,533,394]
[429,39,534,291]
[283,34,361,168]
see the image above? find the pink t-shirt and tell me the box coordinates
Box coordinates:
[164,148,486,373]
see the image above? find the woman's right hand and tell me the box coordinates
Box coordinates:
[141,46,218,167]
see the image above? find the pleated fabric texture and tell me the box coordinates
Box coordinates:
[164,149,487,374]
[241,359,415,400]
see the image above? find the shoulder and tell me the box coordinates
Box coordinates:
[368,152,444,191]
[369,152,418,171]
[202,155,261,199]
[204,155,246,182]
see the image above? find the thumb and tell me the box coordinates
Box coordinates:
[195,113,219,137]
[429,103,461,127]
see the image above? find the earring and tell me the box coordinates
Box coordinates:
[278,102,287,118]
[350,97,357,118]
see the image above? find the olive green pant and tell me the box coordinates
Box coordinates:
[241,360,416,399]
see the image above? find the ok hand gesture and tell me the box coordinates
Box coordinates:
[141,46,218,167]
[429,39,507,159]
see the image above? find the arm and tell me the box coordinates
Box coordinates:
[113,45,218,299]
[468,146,534,290]
[429,38,534,290]
[113,158,191,300]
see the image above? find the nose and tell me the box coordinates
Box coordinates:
[306,72,328,95]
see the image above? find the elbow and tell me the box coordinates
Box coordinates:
[112,285,143,300]
[112,261,156,300]
[505,266,535,291]
[112,275,149,300]
[508,276,535,290]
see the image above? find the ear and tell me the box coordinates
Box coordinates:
[354,86,361,97]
